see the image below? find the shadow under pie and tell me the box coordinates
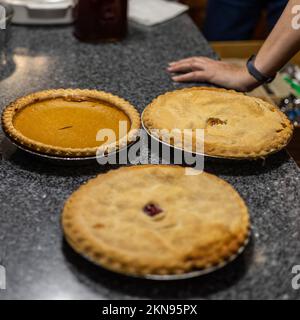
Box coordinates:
[147,134,290,177]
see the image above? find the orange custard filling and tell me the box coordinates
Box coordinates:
[13,98,130,149]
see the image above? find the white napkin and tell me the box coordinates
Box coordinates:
[129,0,188,26]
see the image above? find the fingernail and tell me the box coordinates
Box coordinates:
[169,62,176,65]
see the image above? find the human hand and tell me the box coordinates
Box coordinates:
[167,57,260,92]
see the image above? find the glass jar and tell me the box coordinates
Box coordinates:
[73,0,128,43]
[0,3,13,66]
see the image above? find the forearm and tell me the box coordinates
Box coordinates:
[255,0,300,76]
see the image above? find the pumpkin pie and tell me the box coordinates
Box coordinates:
[62,165,250,276]
[142,87,293,158]
[1,89,140,157]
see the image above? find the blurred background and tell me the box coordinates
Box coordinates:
[181,0,285,40]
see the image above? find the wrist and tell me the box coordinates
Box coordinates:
[239,66,261,91]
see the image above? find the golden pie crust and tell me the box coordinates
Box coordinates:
[62,165,250,276]
[1,89,140,157]
[142,87,293,158]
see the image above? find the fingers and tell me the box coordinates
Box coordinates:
[169,56,211,66]
[172,71,208,83]
[167,56,216,83]
[167,61,205,73]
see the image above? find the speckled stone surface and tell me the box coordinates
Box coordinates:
[0,15,300,300]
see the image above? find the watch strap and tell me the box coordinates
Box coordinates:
[246,55,276,84]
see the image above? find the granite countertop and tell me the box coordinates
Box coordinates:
[0,15,300,300]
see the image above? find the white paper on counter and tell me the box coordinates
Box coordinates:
[129,0,188,26]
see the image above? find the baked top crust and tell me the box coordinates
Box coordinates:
[62,165,250,276]
[1,89,140,157]
[142,87,293,158]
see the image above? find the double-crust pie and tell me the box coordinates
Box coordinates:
[142,87,293,158]
[62,165,250,276]
[2,89,140,157]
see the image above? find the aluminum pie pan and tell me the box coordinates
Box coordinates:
[2,130,137,165]
[67,230,251,281]
[141,110,292,161]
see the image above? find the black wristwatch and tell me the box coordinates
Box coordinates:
[246,55,276,84]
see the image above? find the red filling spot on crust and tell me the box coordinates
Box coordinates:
[143,203,163,217]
